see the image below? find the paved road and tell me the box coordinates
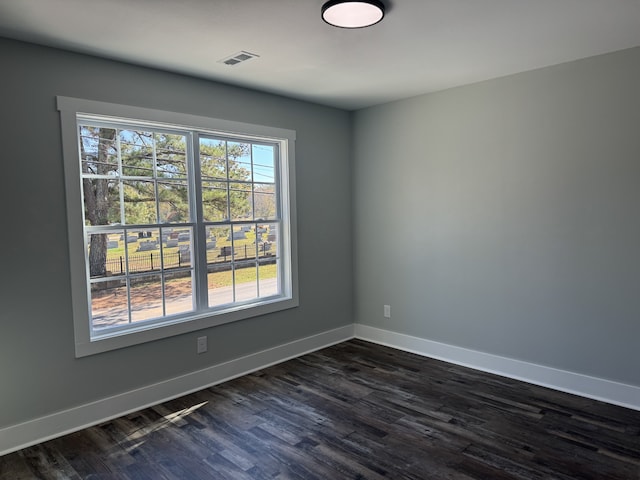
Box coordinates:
[93,278,278,329]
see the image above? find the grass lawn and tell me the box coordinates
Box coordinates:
[208,263,277,288]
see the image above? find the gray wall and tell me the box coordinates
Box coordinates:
[2,34,638,431]
[0,38,352,428]
[353,47,640,387]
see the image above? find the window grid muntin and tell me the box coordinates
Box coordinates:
[85,224,196,333]
[80,121,196,333]
[78,116,286,338]
[197,136,282,310]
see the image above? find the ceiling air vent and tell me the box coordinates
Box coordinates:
[218,51,259,66]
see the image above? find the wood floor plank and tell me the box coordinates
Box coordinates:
[2,339,639,479]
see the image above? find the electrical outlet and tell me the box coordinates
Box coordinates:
[197,336,208,354]
[384,304,391,318]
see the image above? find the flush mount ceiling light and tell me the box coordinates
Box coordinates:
[321,0,385,28]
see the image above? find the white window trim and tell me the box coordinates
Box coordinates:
[58,96,298,357]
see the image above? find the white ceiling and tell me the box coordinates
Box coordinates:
[1,0,639,110]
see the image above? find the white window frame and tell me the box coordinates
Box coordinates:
[58,96,298,357]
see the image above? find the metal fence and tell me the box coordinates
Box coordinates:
[105,250,185,274]
[103,243,274,275]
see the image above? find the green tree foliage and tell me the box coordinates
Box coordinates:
[200,139,252,221]
[81,127,254,277]
[80,126,117,277]
[253,184,276,220]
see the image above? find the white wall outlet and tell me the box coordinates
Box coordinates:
[384,304,391,318]
[197,336,208,354]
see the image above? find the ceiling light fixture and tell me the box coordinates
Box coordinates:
[321,0,385,28]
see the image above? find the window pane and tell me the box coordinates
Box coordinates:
[176,229,192,268]
[200,138,227,180]
[252,144,275,183]
[202,181,228,222]
[205,226,231,265]
[130,274,163,322]
[204,225,219,251]
[208,265,233,307]
[253,184,276,220]
[162,227,177,248]
[123,180,157,224]
[104,230,127,276]
[158,180,189,223]
[258,261,278,298]
[174,228,192,245]
[83,178,120,226]
[206,225,232,307]
[161,227,182,268]
[156,133,187,179]
[120,130,154,177]
[230,182,252,221]
[79,126,118,176]
[259,223,279,260]
[90,278,128,329]
[234,262,258,302]
[230,224,256,261]
[165,272,194,316]
[88,230,124,279]
[227,141,252,181]
[124,228,160,275]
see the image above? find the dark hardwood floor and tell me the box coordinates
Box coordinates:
[2,339,639,479]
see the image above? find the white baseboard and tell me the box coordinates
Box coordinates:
[0,325,355,456]
[354,323,640,412]
[5,323,637,456]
